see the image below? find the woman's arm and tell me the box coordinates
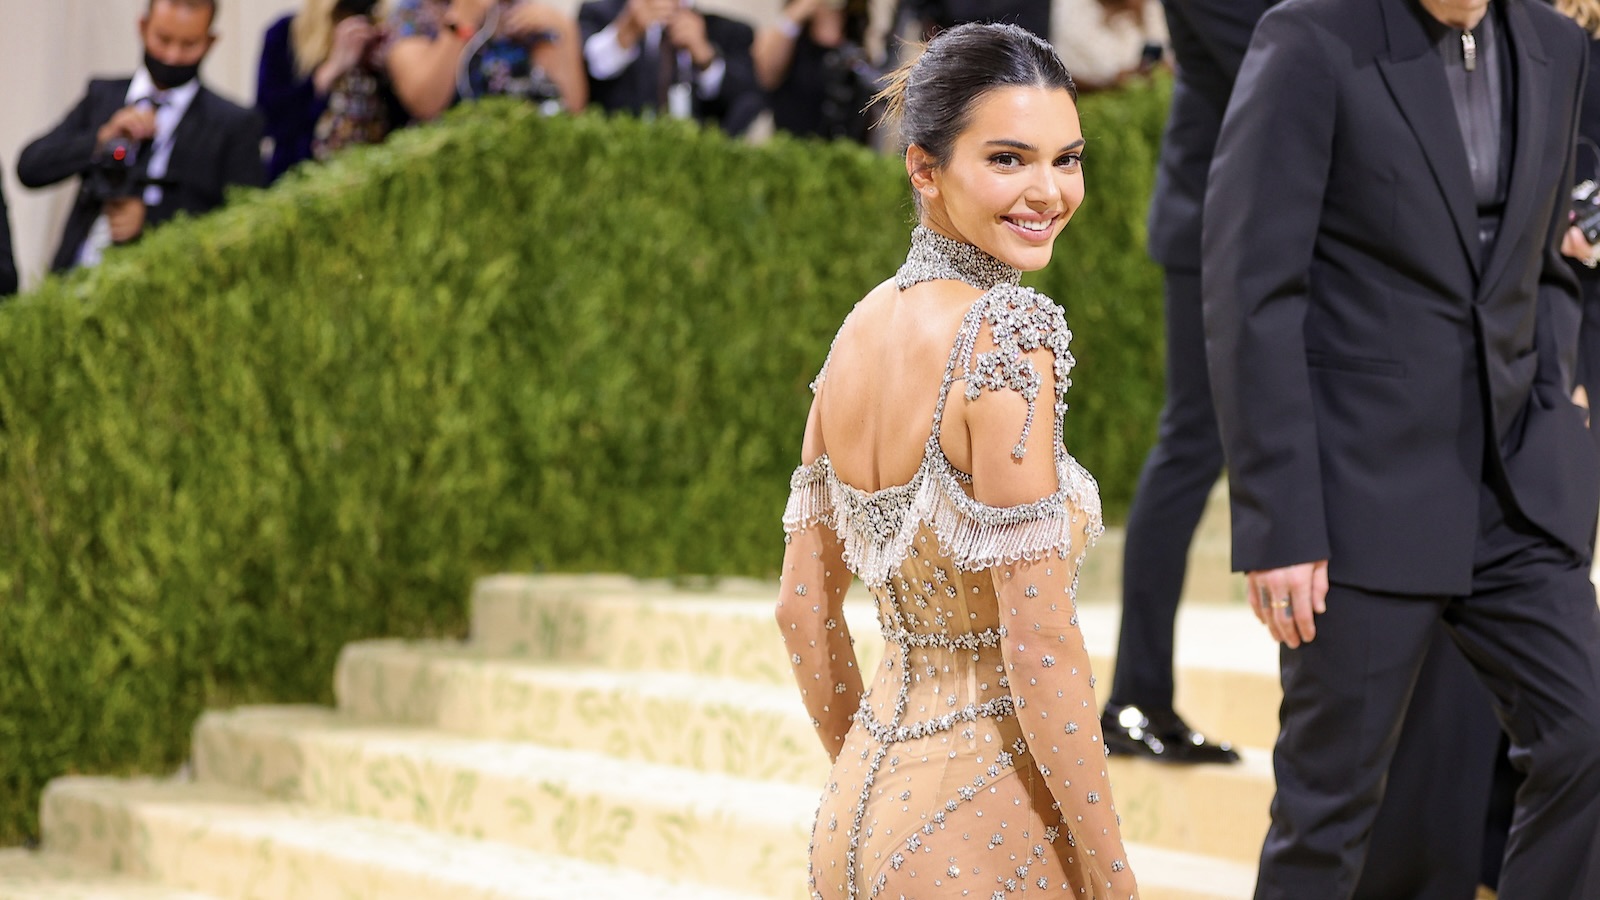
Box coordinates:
[753,0,823,90]
[961,328,1138,899]
[776,396,862,761]
[386,0,490,120]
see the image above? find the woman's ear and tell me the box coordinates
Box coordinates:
[906,144,938,199]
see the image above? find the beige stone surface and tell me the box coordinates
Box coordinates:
[42,778,761,900]
[0,849,218,900]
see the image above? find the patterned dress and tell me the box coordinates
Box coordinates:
[779,227,1136,899]
[386,0,559,103]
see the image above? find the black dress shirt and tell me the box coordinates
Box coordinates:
[1426,1,1515,253]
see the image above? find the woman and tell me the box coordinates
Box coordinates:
[775,23,1139,900]
[752,0,881,142]
[257,0,399,183]
[385,0,587,121]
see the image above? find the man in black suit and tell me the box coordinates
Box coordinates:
[1204,0,1600,895]
[1098,0,1278,767]
[578,0,763,135]
[17,0,263,274]
[0,168,16,298]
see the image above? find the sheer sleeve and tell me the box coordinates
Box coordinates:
[775,398,863,762]
[964,306,1138,899]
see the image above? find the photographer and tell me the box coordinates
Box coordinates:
[16,0,263,274]
[753,0,882,143]
[258,0,406,183]
[384,0,587,121]
[579,0,763,136]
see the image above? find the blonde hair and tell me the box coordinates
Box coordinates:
[290,0,388,78]
[1557,0,1600,37]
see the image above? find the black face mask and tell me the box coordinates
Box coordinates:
[144,51,200,90]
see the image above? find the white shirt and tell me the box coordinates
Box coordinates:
[78,67,201,267]
[583,16,727,103]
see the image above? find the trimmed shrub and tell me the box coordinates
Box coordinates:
[0,78,1168,842]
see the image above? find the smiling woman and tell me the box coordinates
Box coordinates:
[774,21,1139,900]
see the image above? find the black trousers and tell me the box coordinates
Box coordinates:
[1353,629,1503,899]
[1255,481,1600,900]
[1108,267,1225,712]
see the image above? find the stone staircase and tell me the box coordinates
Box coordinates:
[1,485,1280,899]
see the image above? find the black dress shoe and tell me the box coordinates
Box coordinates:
[1100,703,1241,765]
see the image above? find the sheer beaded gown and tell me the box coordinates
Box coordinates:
[778,227,1136,900]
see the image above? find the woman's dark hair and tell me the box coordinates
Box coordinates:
[877,22,1077,165]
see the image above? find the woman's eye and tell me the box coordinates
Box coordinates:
[1057,153,1084,169]
[991,153,1023,167]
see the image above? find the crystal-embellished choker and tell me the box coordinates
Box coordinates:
[895,226,1022,291]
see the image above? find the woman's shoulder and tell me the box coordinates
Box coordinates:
[965,282,1076,401]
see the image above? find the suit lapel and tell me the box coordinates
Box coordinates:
[1374,0,1480,277]
[163,88,211,207]
[1479,0,1549,298]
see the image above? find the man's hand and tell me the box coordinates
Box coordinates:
[105,197,147,244]
[667,8,715,68]
[1246,560,1329,648]
[503,1,566,40]
[96,106,158,146]
[1562,225,1599,268]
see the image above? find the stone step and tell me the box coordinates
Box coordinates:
[195,706,1256,898]
[1080,481,1243,609]
[190,707,818,900]
[465,577,1282,748]
[1108,751,1273,866]
[40,778,760,900]
[334,638,1274,860]
[334,640,828,785]
[0,850,218,900]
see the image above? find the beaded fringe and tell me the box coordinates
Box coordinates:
[783,452,1104,588]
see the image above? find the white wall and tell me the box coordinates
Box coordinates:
[1,0,806,290]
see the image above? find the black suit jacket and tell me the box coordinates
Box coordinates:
[1203,0,1595,595]
[1145,0,1276,270]
[577,1,762,135]
[17,78,265,273]
[0,164,15,297]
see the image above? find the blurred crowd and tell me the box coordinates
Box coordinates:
[0,0,1170,291]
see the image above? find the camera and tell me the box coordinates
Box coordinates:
[818,43,886,142]
[1574,180,1600,244]
[83,135,151,203]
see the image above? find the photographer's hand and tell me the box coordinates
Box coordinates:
[314,15,378,95]
[96,106,158,146]
[617,0,676,48]
[105,197,147,244]
[1562,225,1599,268]
[667,9,716,68]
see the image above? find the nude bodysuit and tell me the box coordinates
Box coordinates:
[780,227,1136,899]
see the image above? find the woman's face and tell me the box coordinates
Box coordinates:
[913,86,1085,272]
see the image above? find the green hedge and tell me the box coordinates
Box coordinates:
[0,79,1168,842]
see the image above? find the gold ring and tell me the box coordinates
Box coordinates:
[1272,598,1291,609]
